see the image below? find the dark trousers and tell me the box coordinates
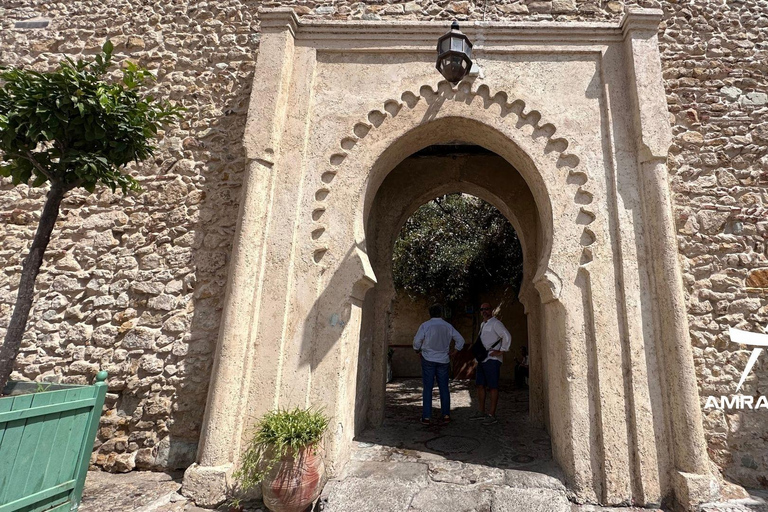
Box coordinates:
[515,364,529,387]
[421,358,450,419]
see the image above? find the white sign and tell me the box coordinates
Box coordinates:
[728,326,768,392]
[703,326,768,411]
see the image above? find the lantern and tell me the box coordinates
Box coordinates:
[435,21,474,84]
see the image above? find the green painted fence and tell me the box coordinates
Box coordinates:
[0,372,107,512]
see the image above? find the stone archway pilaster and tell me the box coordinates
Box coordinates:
[623,10,719,506]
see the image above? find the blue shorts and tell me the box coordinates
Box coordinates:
[476,359,502,389]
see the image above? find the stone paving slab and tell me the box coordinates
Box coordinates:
[80,470,264,512]
[409,484,493,511]
[343,460,430,486]
[504,467,566,491]
[491,487,570,512]
[428,460,505,486]
[80,470,187,512]
[698,494,768,512]
[319,477,424,512]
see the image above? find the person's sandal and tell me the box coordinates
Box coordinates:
[442,415,451,425]
[420,418,431,426]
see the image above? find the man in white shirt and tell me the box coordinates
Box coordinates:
[470,302,512,425]
[413,304,465,425]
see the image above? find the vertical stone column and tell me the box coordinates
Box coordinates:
[536,268,597,504]
[308,248,376,474]
[181,9,299,507]
[367,279,394,427]
[520,288,545,428]
[622,8,719,508]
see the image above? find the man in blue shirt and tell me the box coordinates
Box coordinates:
[413,303,466,425]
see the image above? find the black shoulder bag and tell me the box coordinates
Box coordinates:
[471,329,501,363]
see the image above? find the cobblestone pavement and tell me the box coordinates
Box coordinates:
[80,379,768,511]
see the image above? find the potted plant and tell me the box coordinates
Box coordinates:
[234,408,330,512]
[0,371,108,511]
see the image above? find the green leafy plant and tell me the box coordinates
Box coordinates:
[0,41,183,391]
[34,382,52,393]
[234,408,330,495]
[392,193,523,302]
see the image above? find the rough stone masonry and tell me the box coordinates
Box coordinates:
[0,0,766,492]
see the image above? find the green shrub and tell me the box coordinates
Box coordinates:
[234,408,330,493]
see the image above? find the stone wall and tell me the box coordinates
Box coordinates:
[1,0,766,489]
[0,0,259,472]
[661,0,768,488]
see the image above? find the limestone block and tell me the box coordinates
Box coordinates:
[448,1,471,14]
[181,463,233,508]
[499,3,529,14]
[80,211,129,231]
[746,269,768,289]
[51,275,83,293]
[130,281,165,295]
[404,2,421,14]
[673,471,720,510]
[552,0,577,13]
[139,355,165,374]
[697,211,730,234]
[742,92,768,106]
[528,1,552,13]
[720,86,742,101]
[121,327,158,350]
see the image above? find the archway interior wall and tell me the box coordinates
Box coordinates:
[362,153,545,432]
[186,9,719,511]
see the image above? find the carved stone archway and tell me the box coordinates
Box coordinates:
[181,8,720,510]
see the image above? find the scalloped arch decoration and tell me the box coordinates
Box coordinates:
[311,80,596,269]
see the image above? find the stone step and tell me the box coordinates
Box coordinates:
[318,461,571,512]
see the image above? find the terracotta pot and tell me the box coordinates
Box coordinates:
[262,445,326,512]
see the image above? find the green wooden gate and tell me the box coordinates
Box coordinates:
[0,372,107,512]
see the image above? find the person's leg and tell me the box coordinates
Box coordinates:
[474,361,487,416]
[489,389,500,416]
[477,386,486,413]
[436,362,450,417]
[514,363,522,387]
[521,366,529,388]
[486,361,502,418]
[421,358,436,421]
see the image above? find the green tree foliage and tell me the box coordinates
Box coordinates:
[0,42,183,391]
[392,194,523,302]
[0,41,181,193]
